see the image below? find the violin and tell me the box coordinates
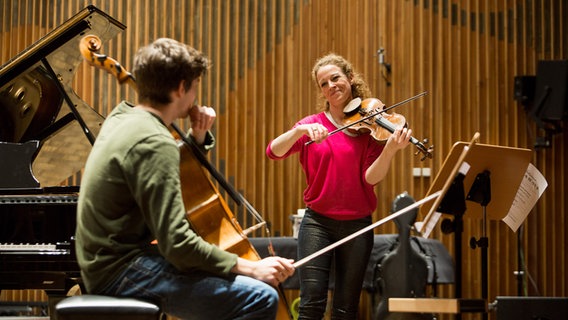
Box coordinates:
[305,93,433,160]
[343,97,433,160]
[343,98,403,140]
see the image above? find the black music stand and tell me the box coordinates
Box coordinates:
[418,141,531,319]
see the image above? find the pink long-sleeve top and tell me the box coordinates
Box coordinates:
[266,112,384,220]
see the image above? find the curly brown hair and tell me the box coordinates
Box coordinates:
[311,53,372,111]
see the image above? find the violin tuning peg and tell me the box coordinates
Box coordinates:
[414,151,428,162]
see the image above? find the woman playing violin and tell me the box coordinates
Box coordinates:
[266,53,411,319]
[76,38,294,320]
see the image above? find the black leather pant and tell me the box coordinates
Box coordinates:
[297,208,374,320]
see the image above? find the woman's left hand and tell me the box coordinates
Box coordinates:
[385,127,412,152]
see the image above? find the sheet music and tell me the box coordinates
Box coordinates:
[502,163,548,232]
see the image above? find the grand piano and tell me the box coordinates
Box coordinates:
[0,5,125,315]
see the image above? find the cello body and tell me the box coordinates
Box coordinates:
[373,193,432,320]
[178,140,291,319]
[178,140,263,260]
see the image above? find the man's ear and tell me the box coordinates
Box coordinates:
[174,80,187,98]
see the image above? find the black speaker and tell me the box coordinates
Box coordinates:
[513,75,536,106]
[531,60,568,122]
[495,296,568,320]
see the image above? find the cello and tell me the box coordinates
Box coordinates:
[79,35,292,319]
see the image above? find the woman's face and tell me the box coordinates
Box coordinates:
[316,64,353,109]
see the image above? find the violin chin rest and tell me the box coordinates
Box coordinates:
[343,97,361,113]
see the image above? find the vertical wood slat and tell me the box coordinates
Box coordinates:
[0,1,566,319]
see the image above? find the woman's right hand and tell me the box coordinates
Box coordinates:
[268,123,328,157]
[299,123,328,143]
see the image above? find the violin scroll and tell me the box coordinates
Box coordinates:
[414,138,434,161]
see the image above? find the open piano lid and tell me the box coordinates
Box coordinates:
[0,5,125,189]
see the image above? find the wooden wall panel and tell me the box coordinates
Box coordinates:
[1,0,566,319]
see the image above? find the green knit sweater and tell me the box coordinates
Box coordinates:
[76,101,237,293]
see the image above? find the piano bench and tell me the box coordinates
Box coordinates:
[55,295,163,320]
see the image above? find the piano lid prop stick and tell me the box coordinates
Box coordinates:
[293,190,442,268]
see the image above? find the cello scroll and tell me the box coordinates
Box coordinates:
[80,35,136,88]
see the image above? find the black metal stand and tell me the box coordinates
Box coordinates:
[420,139,532,318]
[515,225,525,296]
[438,172,467,320]
[466,170,491,320]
